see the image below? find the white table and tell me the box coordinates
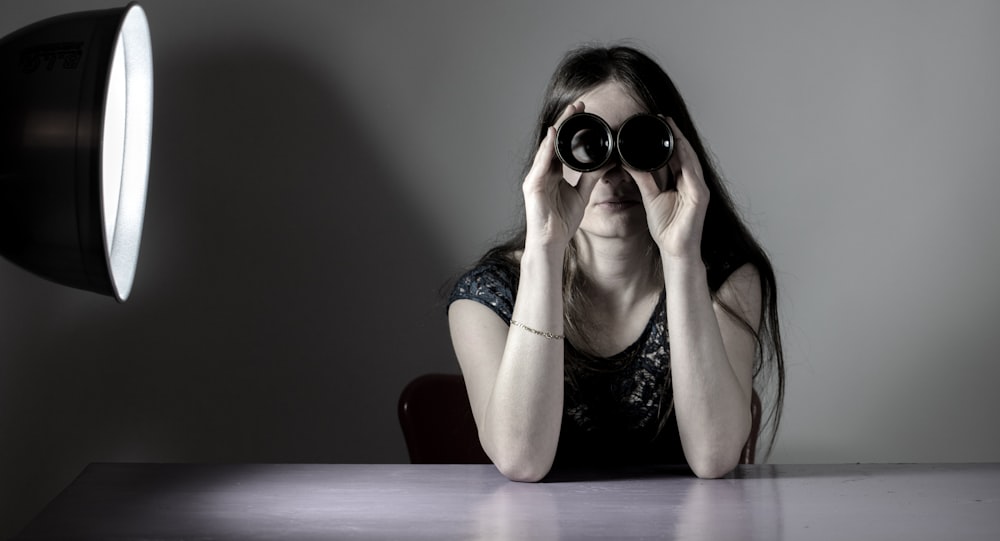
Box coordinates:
[15,463,1000,540]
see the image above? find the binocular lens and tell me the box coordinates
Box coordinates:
[555,112,673,172]
[616,114,674,172]
[556,113,613,172]
[569,128,609,168]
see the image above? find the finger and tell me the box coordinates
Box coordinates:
[563,167,583,188]
[530,102,583,181]
[664,117,696,167]
[549,102,587,186]
[572,166,601,206]
[555,100,585,128]
[524,127,559,185]
[664,117,709,202]
[664,117,703,179]
[631,170,663,203]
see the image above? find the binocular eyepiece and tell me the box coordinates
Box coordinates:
[555,113,674,172]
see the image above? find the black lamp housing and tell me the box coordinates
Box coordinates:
[0,3,152,302]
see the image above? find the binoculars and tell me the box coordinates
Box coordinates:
[556,113,674,172]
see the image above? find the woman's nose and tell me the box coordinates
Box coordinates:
[600,164,632,185]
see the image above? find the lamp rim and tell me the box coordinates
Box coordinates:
[99,1,152,302]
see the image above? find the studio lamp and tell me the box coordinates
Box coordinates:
[0,3,152,302]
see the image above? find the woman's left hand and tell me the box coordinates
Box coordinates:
[631,117,710,261]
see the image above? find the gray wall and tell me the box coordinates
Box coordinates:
[2,0,999,535]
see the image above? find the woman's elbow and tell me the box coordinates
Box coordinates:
[491,450,554,483]
[497,463,549,483]
[482,427,558,482]
[690,460,737,479]
[688,448,741,479]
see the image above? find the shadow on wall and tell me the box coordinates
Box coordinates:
[0,41,457,537]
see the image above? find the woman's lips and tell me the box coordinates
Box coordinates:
[596,199,641,210]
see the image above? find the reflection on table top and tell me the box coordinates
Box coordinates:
[16,463,1000,540]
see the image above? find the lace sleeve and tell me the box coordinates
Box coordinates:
[447,261,517,324]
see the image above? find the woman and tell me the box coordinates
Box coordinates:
[448,45,784,481]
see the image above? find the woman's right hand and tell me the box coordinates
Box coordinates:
[522,102,600,252]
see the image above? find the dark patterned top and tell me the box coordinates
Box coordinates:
[449,259,685,467]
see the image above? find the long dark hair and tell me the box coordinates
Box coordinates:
[478,44,785,459]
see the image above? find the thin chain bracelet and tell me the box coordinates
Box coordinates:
[510,319,564,340]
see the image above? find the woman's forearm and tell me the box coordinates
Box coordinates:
[664,257,752,478]
[481,247,566,482]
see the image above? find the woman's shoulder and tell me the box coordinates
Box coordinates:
[452,251,519,292]
[447,251,520,321]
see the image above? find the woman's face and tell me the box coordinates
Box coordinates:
[559,82,670,243]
